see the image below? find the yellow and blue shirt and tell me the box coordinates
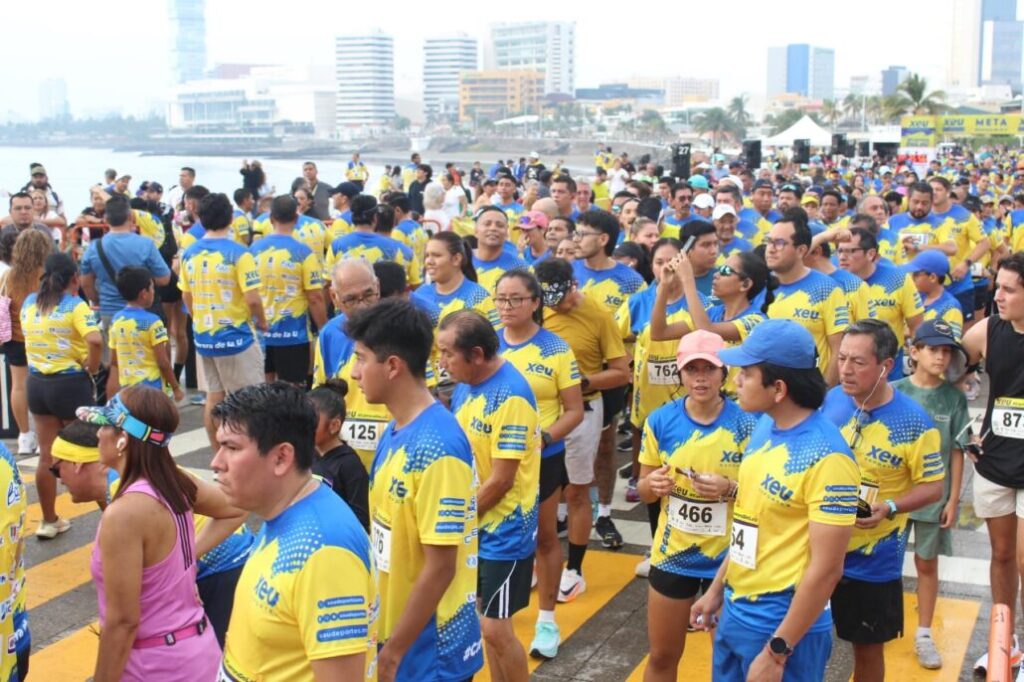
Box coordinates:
[313,314,392,470]
[496,201,525,243]
[659,214,702,241]
[472,251,529,294]
[574,261,646,317]
[822,387,944,582]
[295,215,328,270]
[932,204,984,271]
[829,268,875,323]
[707,304,766,396]
[498,327,580,458]
[0,444,28,673]
[231,209,253,246]
[737,208,780,243]
[132,209,167,249]
[451,362,540,560]
[863,263,923,343]
[640,398,757,578]
[392,218,429,279]
[108,307,168,392]
[767,269,850,376]
[178,237,261,357]
[724,412,859,633]
[21,293,100,375]
[325,231,421,288]
[922,290,964,340]
[888,212,946,265]
[329,210,353,241]
[369,402,483,681]
[250,234,323,347]
[221,483,376,682]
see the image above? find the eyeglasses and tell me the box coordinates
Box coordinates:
[716,264,747,279]
[49,462,62,480]
[573,230,602,240]
[676,195,693,203]
[836,247,867,256]
[762,238,792,250]
[494,296,536,309]
[339,291,379,307]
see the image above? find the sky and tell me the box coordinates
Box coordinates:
[0,0,996,121]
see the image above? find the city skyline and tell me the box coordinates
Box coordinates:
[2,0,1016,121]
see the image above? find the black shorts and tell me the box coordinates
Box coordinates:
[1,341,26,368]
[478,555,534,619]
[953,287,976,322]
[263,343,310,384]
[27,372,94,419]
[973,279,992,314]
[198,564,243,649]
[831,576,904,644]
[648,566,712,600]
[601,385,627,428]
[158,271,182,304]
[539,450,568,502]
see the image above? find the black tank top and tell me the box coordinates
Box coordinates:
[977,316,1024,487]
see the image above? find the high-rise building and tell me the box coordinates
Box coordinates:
[950,0,982,88]
[459,71,544,122]
[881,66,910,96]
[169,0,206,85]
[424,35,478,121]
[39,78,69,120]
[849,75,870,96]
[489,22,575,95]
[766,44,834,99]
[949,0,1022,90]
[335,30,395,130]
[627,77,719,105]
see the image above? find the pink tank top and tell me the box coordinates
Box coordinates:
[91,478,218,679]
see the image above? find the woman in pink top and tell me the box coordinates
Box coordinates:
[78,385,246,681]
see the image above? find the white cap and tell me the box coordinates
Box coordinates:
[720,174,743,188]
[693,194,716,210]
[879,165,892,175]
[712,204,737,221]
[529,151,540,159]
[696,161,712,170]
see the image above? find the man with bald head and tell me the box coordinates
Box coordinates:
[532,197,559,221]
[313,258,392,469]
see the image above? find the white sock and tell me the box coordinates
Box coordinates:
[557,503,567,522]
[598,504,612,518]
[537,609,556,624]
[916,626,931,639]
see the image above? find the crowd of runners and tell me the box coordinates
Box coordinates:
[0,145,1022,681]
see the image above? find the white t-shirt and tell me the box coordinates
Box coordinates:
[609,169,630,196]
[443,187,464,223]
[423,208,450,233]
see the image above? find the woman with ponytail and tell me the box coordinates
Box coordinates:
[22,252,103,538]
[308,378,369,531]
[411,232,499,392]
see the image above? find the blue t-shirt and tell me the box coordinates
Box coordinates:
[80,232,170,317]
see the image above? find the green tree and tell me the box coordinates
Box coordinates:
[820,99,841,130]
[693,107,736,147]
[765,109,821,135]
[889,73,947,116]
[639,108,668,137]
[842,93,863,123]
[393,116,411,131]
[727,95,751,139]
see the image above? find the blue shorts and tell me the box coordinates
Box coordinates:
[712,601,832,682]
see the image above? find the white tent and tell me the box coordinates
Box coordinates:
[762,115,833,147]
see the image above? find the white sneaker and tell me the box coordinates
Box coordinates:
[35,517,71,540]
[915,635,942,670]
[557,568,586,603]
[16,432,37,456]
[635,551,651,578]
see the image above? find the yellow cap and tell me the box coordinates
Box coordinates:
[51,436,99,464]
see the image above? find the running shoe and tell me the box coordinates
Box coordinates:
[530,622,561,660]
[618,463,633,479]
[189,392,207,406]
[915,635,942,670]
[556,517,568,538]
[35,517,71,539]
[557,568,586,603]
[635,550,651,578]
[975,634,1022,674]
[17,432,37,457]
[617,436,632,452]
[595,515,624,550]
[625,478,640,503]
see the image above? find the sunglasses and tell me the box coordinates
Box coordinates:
[49,462,62,480]
[716,264,747,279]
[848,410,871,451]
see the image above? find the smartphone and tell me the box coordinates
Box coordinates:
[856,498,873,518]
[682,235,696,253]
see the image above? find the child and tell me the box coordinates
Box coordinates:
[106,267,183,401]
[307,379,369,531]
[907,251,964,340]
[892,319,970,671]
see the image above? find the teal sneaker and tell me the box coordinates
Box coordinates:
[530,621,561,660]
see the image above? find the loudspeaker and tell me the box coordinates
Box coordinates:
[671,143,691,180]
[831,134,845,156]
[873,142,899,160]
[742,140,762,169]
[844,141,857,158]
[857,141,870,157]
[793,139,811,164]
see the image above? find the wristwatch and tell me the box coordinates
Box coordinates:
[541,431,553,447]
[885,499,898,520]
[768,635,793,659]
[581,376,591,392]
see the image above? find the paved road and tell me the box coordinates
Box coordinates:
[15,391,1001,681]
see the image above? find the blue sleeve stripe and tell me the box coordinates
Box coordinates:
[825,484,858,493]
[439,497,465,506]
[316,625,368,642]
[497,443,527,452]
[434,522,465,533]
[819,504,857,515]
[501,425,529,432]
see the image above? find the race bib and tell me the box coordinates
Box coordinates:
[729,514,758,570]
[903,232,932,248]
[647,359,680,386]
[667,495,727,536]
[343,419,384,451]
[993,397,1024,439]
[372,519,392,573]
[217,662,241,682]
[859,480,879,506]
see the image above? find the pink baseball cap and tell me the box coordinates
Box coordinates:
[677,329,726,369]
[519,210,549,230]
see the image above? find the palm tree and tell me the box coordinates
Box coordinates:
[864,95,885,125]
[820,99,841,130]
[728,95,751,139]
[639,108,668,137]
[842,93,863,123]
[693,107,736,148]
[889,73,947,116]
[765,109,820,136]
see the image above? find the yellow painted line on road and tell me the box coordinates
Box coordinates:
[29,621,98,681]
[25,491,101,532]
[26,543,94,610]
[479,551,639,681]
[625,628,713,681]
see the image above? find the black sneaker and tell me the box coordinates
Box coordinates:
[556,518,568,538]
[617,436,632,453]
[595,515,623,550]
[618,463,633,479]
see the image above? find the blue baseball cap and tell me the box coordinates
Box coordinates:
[905,250,950,282]
[717,319,818,369]
[687,174,710,190]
